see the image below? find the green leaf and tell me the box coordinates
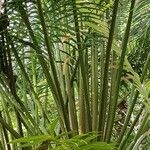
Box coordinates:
[80,142,115,150]
[10,135,57,144]
[84,21,109,38]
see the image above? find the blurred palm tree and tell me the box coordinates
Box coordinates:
[0,0,150,149]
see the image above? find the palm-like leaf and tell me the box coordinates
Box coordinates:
[0,0,150,150]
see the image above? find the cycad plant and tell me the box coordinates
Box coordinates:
[0,0,150,149]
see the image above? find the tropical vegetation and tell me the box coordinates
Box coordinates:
[0,0,150,149]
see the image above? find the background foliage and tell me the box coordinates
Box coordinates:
[0,0,150,149]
